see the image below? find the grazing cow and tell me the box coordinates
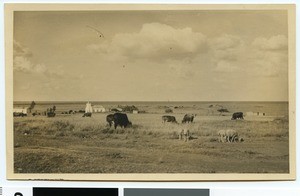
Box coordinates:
[179,128,190,142]
[225,129,239,142]
[113,113,132,129]
[231,112,244,120]
[218,129,241,143]
[106,114,115,127]
[47,112,56,117]
[162,115,177,123]
[82,112,92,117]
[182,114,196,123]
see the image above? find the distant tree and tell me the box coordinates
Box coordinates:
[218,108,229,116]
[122,105,138,112]
[28,101,36,113]
[165,108,173,113]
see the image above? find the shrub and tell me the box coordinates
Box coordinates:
[52,121,74,132]
[165,108,173,113]
[117,105,139,112]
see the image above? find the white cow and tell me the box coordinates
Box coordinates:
[179,128,190,142]
[218,129,241,143]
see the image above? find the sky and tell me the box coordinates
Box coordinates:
[13,10,289,102]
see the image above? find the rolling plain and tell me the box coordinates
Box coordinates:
[13,101,289,173]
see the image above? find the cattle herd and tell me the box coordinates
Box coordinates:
[161,114,196,124]
[14,105,246,143]
[104,112,245,143]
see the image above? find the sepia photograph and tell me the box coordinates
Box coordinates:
[5,4,296,181]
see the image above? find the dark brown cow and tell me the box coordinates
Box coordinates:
[231,112,244,120]
[82,112,92,117]
[182,114,196,123]
[162,115,177,123]
[106,114,114,127]
[112,113,132,129]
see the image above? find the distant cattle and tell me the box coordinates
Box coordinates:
[106,114,115,127]
[47,112,56,117]
[112,113,132,129]
[162,115,177,123]
[82,112,92,117]
[182,114,196,123]
[231,112,244,120]
[69,110,76,114]
[179,128,190,142]
[218,129,243,143]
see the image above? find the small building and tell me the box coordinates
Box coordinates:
[93,105,106,113]
[246,112,254,116]
[132,110,139,114]
[258,112,266,116]
[13,108,28,114]
[246,111,266,116]
[13,107,28,116]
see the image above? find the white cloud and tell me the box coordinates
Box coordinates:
[34,64,47,73]
[210,34,241,50]
[214,60,239,73]
[13,56,34,72]
[251,51,288,77]
[13,40,32,58]
[13,40,64,77]
[252,35,288,51]
[209,34,243,73]
[213,48,240,61]
[14,56,61,76]
[209,34,288,78]
[250,35,288,77]
[13,55,49,75]
[88,22,208,60]
[14,40,41,74]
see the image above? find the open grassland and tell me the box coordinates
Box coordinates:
[13,112,289,173]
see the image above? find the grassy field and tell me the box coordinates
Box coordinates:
[13,111,289,174]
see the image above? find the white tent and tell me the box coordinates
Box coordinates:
[85,102,93,113]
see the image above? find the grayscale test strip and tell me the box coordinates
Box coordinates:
[33,188,118,196]
[1,187,118,196]
[1,187,210,196]
[124,188,210,196]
